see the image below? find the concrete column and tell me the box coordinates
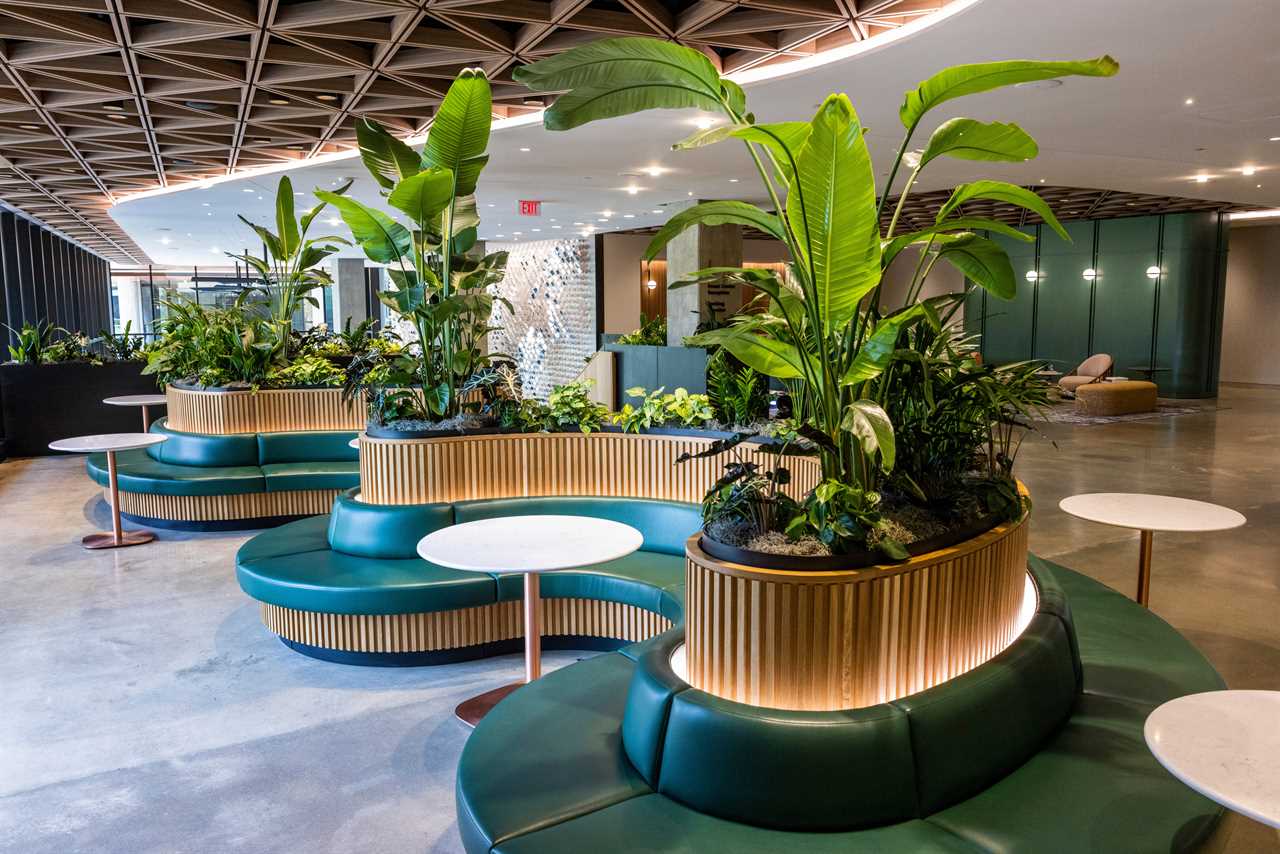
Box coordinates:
[114,277,143,335]
[333,257,368,329]
[664,199,743,345]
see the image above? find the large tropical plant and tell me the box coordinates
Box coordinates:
[317,68,509,420]
[228,175,351,360]
[516,39,1115,552]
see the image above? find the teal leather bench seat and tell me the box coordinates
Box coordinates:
[234,492,698,664]
[455,555,1227,854]
[84,418,359,529]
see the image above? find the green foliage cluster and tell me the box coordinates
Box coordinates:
[613,386,714,433]
[616,313,666,346]
[265,353,346,389]
[517,37,1115,555]
[519,379,610,434]
[5,320,146,366]
[705,348,769,425]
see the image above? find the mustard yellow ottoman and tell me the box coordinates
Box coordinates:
[1075,380,1158,416]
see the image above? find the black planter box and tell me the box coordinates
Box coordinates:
[0,362,163,459]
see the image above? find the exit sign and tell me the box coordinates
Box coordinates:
[518,199,541,216]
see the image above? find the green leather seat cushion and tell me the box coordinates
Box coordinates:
[926,692,1221,854]
[236,550,495,615]
[457,652,653,854]
[493,551,685,612]
[88,450,265,496]
[453,496,702,556]
[260,461,360,492]
[145,419,259,468]
[236,514,331,564]
[258,430,358,464]
[491,793,981,854]
[327,490,454,559]
[1050,562,1225,705]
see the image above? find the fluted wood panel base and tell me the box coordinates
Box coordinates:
[685,511,1031,711]
[260,598,673,654]
[359,431,821,505]
[114,488,343,522]
[166,386,363,434]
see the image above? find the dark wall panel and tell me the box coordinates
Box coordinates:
[0,210,112,348]
[1034,220,1095,371]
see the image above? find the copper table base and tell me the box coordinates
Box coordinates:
[82,530,156,550]
[455,683,523,728]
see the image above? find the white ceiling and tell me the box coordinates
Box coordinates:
[110,0,1280,267]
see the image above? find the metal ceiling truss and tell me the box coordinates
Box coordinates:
[0,0,955,264]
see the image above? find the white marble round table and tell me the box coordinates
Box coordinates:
[103,394,169,432]
[1145,690,1280,829]
[49,433,168,549]
[1059,494,1246,607]
[418,515,643,725]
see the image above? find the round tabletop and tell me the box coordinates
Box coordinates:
[103,394,169,407]
[1059,493,1246,533]
[49,433,168,454]
[417,515,643,573]
[1145,690,1280,829]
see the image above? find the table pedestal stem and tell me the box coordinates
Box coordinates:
[83,449,155,550]
[141,405,150,432]
[524,573,541,682]
[1136,529,1154,607]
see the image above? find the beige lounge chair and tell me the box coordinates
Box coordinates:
[1058,354,1113,396]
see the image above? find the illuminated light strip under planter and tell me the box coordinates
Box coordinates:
[683,499,1032,712]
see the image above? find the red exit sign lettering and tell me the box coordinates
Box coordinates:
[518,199,541,216]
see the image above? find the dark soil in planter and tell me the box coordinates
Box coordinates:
[365,413,503,440]
[170,379,343,392]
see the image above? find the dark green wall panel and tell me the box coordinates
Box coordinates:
[976,228,1037,363]
[1034,220,1094,370]
[1093,216,1160,381]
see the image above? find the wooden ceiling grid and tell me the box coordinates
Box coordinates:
[0,0,956,263]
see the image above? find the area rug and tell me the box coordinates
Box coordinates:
[1039,403,1215,425]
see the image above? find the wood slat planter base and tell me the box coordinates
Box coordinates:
[114,488,344,523]
[684,509,1032,712]
[166,386,363,434]
[260,598,674,654]
[358,431,821,505]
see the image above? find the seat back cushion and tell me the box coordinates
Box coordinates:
[656,689,917,831]
[621,630,687,786]
[258,430,359,465]
[327,489,454,559]
[1075,353,1113,378]
[453,496,701,556]
[890,613,1079,815]
[146,419,258,467]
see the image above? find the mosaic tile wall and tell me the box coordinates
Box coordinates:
[487,237,597,400]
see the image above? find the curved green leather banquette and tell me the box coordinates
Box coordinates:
[85,418,360,501]
[455,555,1227,854]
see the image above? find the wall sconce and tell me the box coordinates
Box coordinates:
[646,279,657,290]
[1025,270,1041,282]
[1082,268,1098,281]
[1146,265,1161,279]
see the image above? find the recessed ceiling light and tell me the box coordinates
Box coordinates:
[523,97,543,107]
[108,114,128,120]
[626,185,639,195]
[643,166,664,177]
[513,231,522,236]
[268,96,290,105]
[687,191,693,196]
[486,203,494,208]
[623,214,635,218]
[601,210,614,217]
[1184,97,1195,106]
[1258,184,1264,189]
[316,93,339,102]
[288,144,308,151]
[1241,165,1257,176]
[531,228,540,232]
[19,124,39,130]
[728,178,739,183]
[103,104,123,112]
[1195,174,1210,183]
[573,221,584,226]
[242,188,255,192]
[1039,178,1046,184]
[202,202,210,207]
[694,117,713,130]
[496,234,505,238]
[552,225,561,229]
[651,209,662,214]
[598,218,609,222]
[1270,136,1280,142]
[160,236,170,245]
[519,147,531,152]
[295,192,304,196]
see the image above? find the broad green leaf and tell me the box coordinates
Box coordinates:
[387,166,454,227]
[842,305,927,385]
[937,180,1068,239]
[899,56,1119,128]
[730,121,811,181]
[423,69,492,197]
[315,190,412,264]
[513,37,728,130]
[644,201,786,260]
[881,216,1033,269]
[841,399,895,472]
[673,123,741,150]
[275,175,299,256]
[934,233,1016,300]
[357,118,423,191]
[919,118,1037,166]
[789,94,880,332]
[237,215,282,260]
[686,328,806,380]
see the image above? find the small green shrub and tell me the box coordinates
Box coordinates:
[519,379,609,433]
[96,320,145,362]
[5,320,60,364]
[266,353,346,388]
[613,386,713,433]
[616,313,666,346]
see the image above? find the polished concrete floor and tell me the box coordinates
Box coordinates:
[1,384,1277,853]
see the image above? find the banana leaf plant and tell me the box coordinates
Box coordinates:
[316,68,510,420]
[516,39,1116,553]
[227,175,351,359]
